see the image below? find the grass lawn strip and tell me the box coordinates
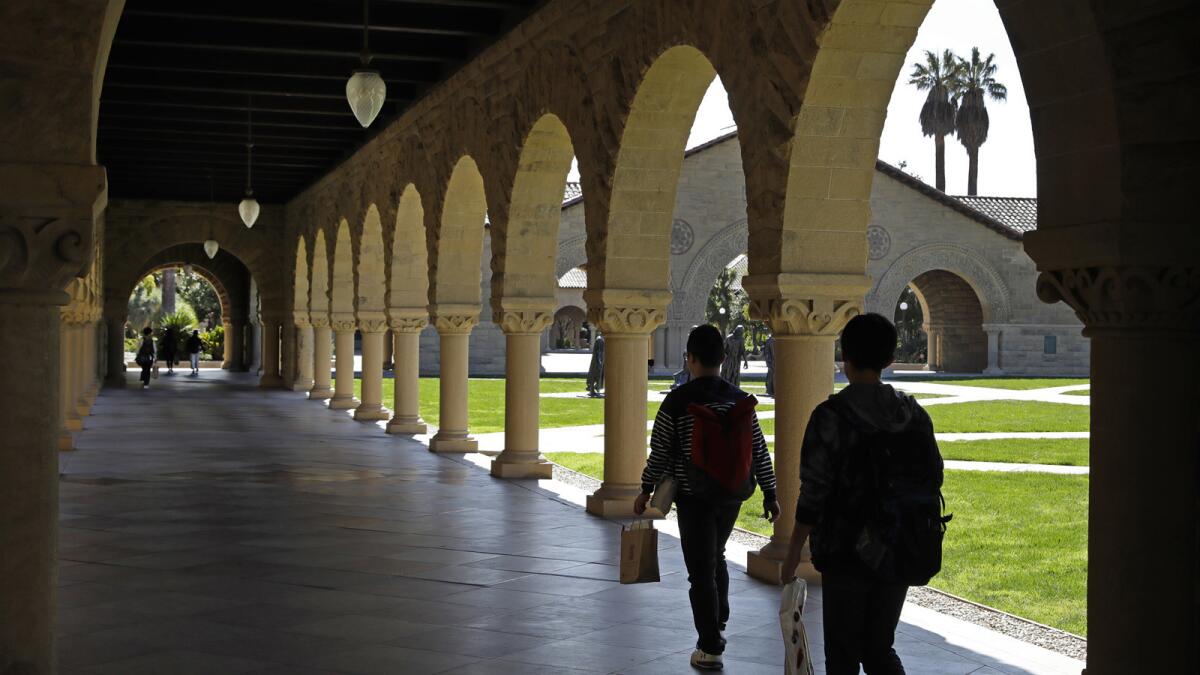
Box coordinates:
[757,399,1088,437]
[900,377,1089,390]
[545,452,1087,636]
[939,438,1089,466]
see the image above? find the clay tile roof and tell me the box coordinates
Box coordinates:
[558,266,587,288]
[563,182,582,203]
[952,195,1038,234]
[873,160,1034,240]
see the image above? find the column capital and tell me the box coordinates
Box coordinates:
[60,307,90,325]
[430,304,479,334]
[583,289,670,335]
[743,273,871,336]
[309,316,330,329]
[330,314,357,332]
[358,313,389,334]
[293,314,311,329]
[0,162,107,305]
[495,310,553,335]
[388,308,428,333]
[1037,265,1200,334]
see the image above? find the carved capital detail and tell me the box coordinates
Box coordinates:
[331,318,358,332]
[1036,266,1200,332]
[389,316,428,333]
[433,313,479,334]
[588,305,666,335]
[293,314,311,329]
[495,310,553,335]
[749,297,863,336]
[358,318,389,334]
[309,316,330,329]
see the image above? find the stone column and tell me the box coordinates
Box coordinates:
[428,310,479,453]
[354,316,390,421]
[292,317,315,392]
[105,313,126,386]
[308,317,334,400]
[75,319,97,415]
[924,322,940,371]
[61,318,84,432]
[492,307,554,478]
[742,280,867,584]
[258,317,284,388]
[386,313,427,434]
[220,319,233,369]
[58,313,77,451]
[982,324,1004,375]
[328,317,359,410]
[583,296,667,516]
[1035,266,1198,674]
[382,329,394,370]
[0,160,106,675]
[227,318,246,371]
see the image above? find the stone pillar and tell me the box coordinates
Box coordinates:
[982,324,1004,375]
[75,319,97,415]
[383,329,394,370]
[58,313,77,451]
[354,316,390,421]
[105,313,126,386]
[1035,266,1198,674]
[924,322,940,371]
[220,319,233,369]
[258,317,284,388]
[428,311,479,453]
[280,318,296,388]
[61,319,84,432]
[227,318,246,372]
[387,313,427,434]
[492,307,554,478]
[0,160,106,675]
[583,296,667,517]
[742,280,867,584]
[328,317,359,409]
[292,317,315,392]
[308,318,333,400]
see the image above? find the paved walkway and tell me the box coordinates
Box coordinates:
[58,371,1082,673]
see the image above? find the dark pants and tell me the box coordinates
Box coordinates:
[675,495,741,654]
[821,571,908,674]
[140,364,151,385]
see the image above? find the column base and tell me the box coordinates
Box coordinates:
[428,433,478,453]
[259,374,285,388]
[354,405,391,421]
[328,396,359,410]
[585,484,641,517]
[58,431,75,451]
[746,548,821,585]
[65,417,83,432]
[308,386,333,400]
[75,402,92,418]
[105,374,127,388]
[490,454,554,479]
[291,379,314,392]
[386,418,427,435]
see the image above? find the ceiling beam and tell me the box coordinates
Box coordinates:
[121,10,490,39]
[118,39,454,64]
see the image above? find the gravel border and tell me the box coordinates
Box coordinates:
[549,463,1087,661]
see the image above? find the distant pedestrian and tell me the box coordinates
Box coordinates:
[186,329,203,375]
[135,327,155,388]
[160,327,177,375]
[636,324,779,671]
[782,313,948,675]
[763,335,775,397]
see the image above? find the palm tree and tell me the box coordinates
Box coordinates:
[954,47,1007,195]
[908,49,961,192]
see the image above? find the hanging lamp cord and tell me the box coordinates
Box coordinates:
[361,0,372,66]
[245,96,254,197]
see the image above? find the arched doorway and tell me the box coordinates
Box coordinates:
[906,270,987,373]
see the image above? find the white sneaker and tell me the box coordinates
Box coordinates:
[690,649,723,671]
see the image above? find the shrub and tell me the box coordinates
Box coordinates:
[201,325,224,360]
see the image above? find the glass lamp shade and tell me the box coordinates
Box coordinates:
[203,240,219,259]
[238,197,260,228]
[346,69,386,128]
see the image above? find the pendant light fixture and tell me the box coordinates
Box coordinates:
[346,0,386,128]
[238,96,261,228]
[205,171,220,259]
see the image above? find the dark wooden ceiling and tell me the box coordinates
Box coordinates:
[99,0,543,204]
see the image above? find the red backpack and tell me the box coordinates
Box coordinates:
[685,395,758,501]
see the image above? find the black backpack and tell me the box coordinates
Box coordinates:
[850,427,951,586]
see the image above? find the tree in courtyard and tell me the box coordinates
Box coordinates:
[953,47,1007,196]
[127,274,161,334]
[908,49,961,192]
[706,267,745,337]
[177,269,222,327]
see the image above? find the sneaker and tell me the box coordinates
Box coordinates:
[690,649,723,671]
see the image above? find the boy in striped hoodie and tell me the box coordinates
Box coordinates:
[635,324,779,670]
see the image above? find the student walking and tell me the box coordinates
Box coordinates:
[135,327,155,389]
[160,327,177,375]
[635,324,779,671]
[782,313,947,675]
[186,329,203,375]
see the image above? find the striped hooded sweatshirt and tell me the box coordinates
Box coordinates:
[641,375,777,501]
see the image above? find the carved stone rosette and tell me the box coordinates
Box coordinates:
[1036,266,1200,333]
[433,313,479,335]
[748,297,863,336]
[495,310,553,335]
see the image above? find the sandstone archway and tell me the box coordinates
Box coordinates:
[310,229,330,323]
[388,185,428,314]
[357,205,386,318]
[429,157,488,312]
[330,220,354,320]
[293,236,309,320]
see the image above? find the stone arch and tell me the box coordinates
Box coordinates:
[907,269,987,373]
[556,235,587,279]
[137,262,234,325]
[357,205,386,317]
[293,236,309,319]
[310,229,330,321]
[674,219,748,324]
[549,305,587,349]
[388,184,428,312]
[330,219,354,318]
[586,45,716,307]
[428,156,487,309]
[866,243,1012,325]
[490,114,576,314]
[110,243,252,324]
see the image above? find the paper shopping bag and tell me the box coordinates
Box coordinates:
[780,578,816,675]
[619,520,660,584]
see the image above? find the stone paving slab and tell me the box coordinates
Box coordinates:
[57,371,1083,673]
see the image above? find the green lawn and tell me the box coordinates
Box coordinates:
[545,452,1088,635]
[939,438,1089,466]
[927,400,1090,433]
[1061,388,1090,397]
[902,377,1090,390]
